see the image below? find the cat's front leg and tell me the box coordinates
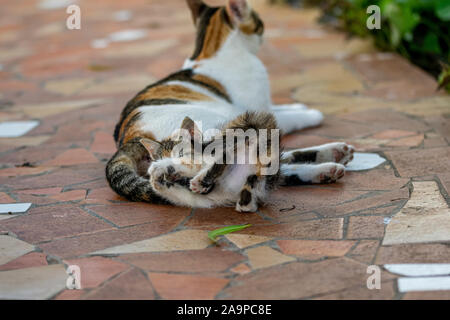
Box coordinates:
[282,142,355,165]
[235,175,259,213]
[190,163,226,195]
[280,162,345,185]
[270,105,324,133]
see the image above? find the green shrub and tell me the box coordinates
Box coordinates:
[274,0,450,92]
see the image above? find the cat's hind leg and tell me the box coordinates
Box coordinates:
[271,107,323,133]
[280,162,345,185]
[282,142,355,165]
[189,163,226,194]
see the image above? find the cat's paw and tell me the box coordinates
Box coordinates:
[314,163,345,184]
[318,142,355,165]
[189,173,214,194]
[235,200,258,213]
[148,160,181,191]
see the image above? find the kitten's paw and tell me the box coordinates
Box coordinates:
[148,161,180,191]
[318,142,355,165]
[189,174,214,194]
[315,163,345,184]
[235,200,258,213]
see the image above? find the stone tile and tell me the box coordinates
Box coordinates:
[53,289,87,300]
[119,247,244,273]
[185,207,269,228]
[49,190,86,202]
[0,205,113,244]
[371,130,417,140]
[0,252,47,271]
[385,134,424,147]
[316,189,409,217]
[246,246,295,270]
[39,223,179,259]
[90,131,116,154]
[242,218,344,239]
[65,256,128,289]
[84,268,155,300]
[231,263,251,275]
[403,291,450,300]
[376,243,450,264]
[88,203,190,227]
[347,240,380,265]
[92,229,211,255]
[80,74,156,95]
[19,99,108,118]
[0,264,67,299]
[221,258,389,299]
[44,78,95,96]
[347,216,385,239]
[0,166,54,178]
[277,240,355,259]
[44,148,99,166]
[315,281,396,300]
[0,234,35,265]
[386,147,450,177]
[102,40,176,59]
[225,234,272,249]
[383,181,450,245]
[148,272,229,300]
[0,120,39,138]
[83,187,126,204]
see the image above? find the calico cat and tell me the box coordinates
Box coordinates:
[106,0,355,211]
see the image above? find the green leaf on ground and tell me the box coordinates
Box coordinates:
[208,224,252,242]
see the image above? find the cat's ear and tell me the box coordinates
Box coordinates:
[181,116,202,141]
[140,138,162,160]
[186,0,207,24]
[226,0,251,25]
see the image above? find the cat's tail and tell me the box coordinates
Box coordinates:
[105,138,166,203]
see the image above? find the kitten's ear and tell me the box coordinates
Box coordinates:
[140,138,162,160]
[181,116,202,141]
[226,0,251,24]
[186,0,207,24]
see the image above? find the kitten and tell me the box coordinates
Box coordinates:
[106,0,354,210]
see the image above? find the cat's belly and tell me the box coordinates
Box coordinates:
[137,102,244,141]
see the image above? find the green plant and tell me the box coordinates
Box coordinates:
[280,0,450,92]
[208,224,252,242]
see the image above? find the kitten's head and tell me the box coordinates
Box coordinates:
[186,0,264,59]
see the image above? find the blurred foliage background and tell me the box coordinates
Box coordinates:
[271,0,450,92]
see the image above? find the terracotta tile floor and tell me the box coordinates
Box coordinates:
[0,0,449,300]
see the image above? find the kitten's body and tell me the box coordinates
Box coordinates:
[106,0,354,211]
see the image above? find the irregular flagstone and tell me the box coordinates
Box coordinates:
[246,246,295,270]
[220,258,392,299]
[403,291,450,300]
[43,148,99,166]
[0,264,67,299]
[0,120,39,138]
[277,240,355,259]
[0,252,47,271]
[383,181,450,245]
[225,234,272,249]
[0,135,51,147]
[65,256,128,289]
[385,147,450,177]
[19,99,108,118]
[91,229,211,255]
[398,277,450,293]
[347,240,380,265]
[83,268,155,300]
[118,247,245,273]
[80,74,156,95]
[385,134,424,147]
[148,272,229,300]
[0,235,35,265]
[384,264,450,277]
[376,243,450,264]
[315,281,397,300]
[347,216,385,239]
[346,153,386,171]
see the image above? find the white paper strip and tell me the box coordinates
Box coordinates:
[0,121,39,138]
[0,203,32,214]
[384,264,450,277]
[398,277,450,292]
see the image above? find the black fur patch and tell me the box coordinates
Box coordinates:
[190,7,220,60]
[291,150,318,163]
[239,189,252,206]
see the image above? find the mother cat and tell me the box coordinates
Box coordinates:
[106,0,354,210]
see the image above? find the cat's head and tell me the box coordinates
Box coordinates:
[186,0,264,59]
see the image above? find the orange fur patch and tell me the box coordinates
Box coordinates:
[196,9,231,60]
[137,84,213,102]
